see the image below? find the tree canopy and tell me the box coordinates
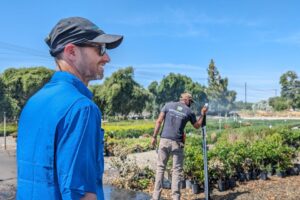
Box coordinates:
[92,67,150,117]
[206,59,236,114]
[148,73,207,115]
[0,67,54,120]
[279,71,300,110]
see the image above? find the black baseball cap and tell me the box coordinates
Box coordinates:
[45,17,123,57]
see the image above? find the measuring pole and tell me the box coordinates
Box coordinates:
[201,109,210,200]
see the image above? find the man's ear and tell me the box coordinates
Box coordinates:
[63,44,77,61]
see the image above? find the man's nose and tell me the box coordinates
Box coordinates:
[103,53,110,63]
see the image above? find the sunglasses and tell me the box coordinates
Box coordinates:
[76,43,106,56]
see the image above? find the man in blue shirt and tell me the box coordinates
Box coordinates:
[17,17,123,200]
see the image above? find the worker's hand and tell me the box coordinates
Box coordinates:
[201,106,208,116]
[151,136,157,148]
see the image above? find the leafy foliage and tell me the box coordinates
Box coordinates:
[269,97,289,111]
[0,67,54,119]
[92,67,151,117]
[279,71,300,110]
[148,73,207,116]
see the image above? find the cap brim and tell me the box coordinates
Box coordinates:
[91,34,123,49]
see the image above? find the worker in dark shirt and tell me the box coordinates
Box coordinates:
[151,92,208,200]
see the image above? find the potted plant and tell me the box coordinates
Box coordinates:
[275,162,287,178]
[191,180,202,194]
[259,164,268,180]
[266,164,274,177]
[179,179,186,189]
[209,158,226,191]
[183,145,203,190]
[292,164,300,175]
[242,158,253,181]
[185,179,193,189]
[225,165,236,188]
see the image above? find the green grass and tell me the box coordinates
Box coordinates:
[0,123,17,136]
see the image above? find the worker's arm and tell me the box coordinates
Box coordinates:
[193,106,208,129]
[151,112,165,147]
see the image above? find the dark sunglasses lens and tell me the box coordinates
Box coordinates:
[98,44,106,56]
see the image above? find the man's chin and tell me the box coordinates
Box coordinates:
[95,74,104,80]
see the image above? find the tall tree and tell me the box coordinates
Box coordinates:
[90,84,106,114]
[92,67,150,117]
[268,96,289,111]
[206,59,236,114]
[146,81,159,118]
[1,67,54,119]
[0,77,19,120]
[279,71,300,110]
[149,73,207,115]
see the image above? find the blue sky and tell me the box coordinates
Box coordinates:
[0,0,299,102]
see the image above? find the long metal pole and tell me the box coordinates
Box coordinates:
[202,113,210,200]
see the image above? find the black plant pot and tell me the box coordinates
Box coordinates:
[252,170,258,180]
[163,180,171,189]
[294,163,300,171]
[186,179,192,189]
[180,180,186,189]
[192,183,201,194]
[267,171,273,177]
[293,167,299,175]
[286,168,293,176]
[238,173,246,182]
[288,167,299,176]
[225,179,230,189]
[228,177,236,188]
[217,180,227,192]
[276,171,286,178]
[245,172,252,181]
[260,171,268,180]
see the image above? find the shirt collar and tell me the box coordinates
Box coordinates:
[50,71,93,99]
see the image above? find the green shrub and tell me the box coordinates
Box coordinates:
[0,122,17,136]
[183,142,204,182]
[103,121,154,138]
[105,137,153,156]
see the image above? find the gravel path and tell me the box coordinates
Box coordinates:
[153,176,300,200]
[0,136,17,200]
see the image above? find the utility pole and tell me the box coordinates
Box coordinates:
[3,112,6,150]
[275,89,277,97]
[245,82,247,104]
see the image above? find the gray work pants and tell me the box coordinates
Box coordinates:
[152,138,184,200]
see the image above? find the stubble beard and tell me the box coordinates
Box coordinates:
[96,74,103,80]
[96,65,104,80]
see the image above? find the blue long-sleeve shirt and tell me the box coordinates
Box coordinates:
[17,71,104,200]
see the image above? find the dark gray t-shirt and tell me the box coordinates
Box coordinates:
[160,101,197,141]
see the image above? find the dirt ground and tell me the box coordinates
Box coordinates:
[145,175,300,200]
